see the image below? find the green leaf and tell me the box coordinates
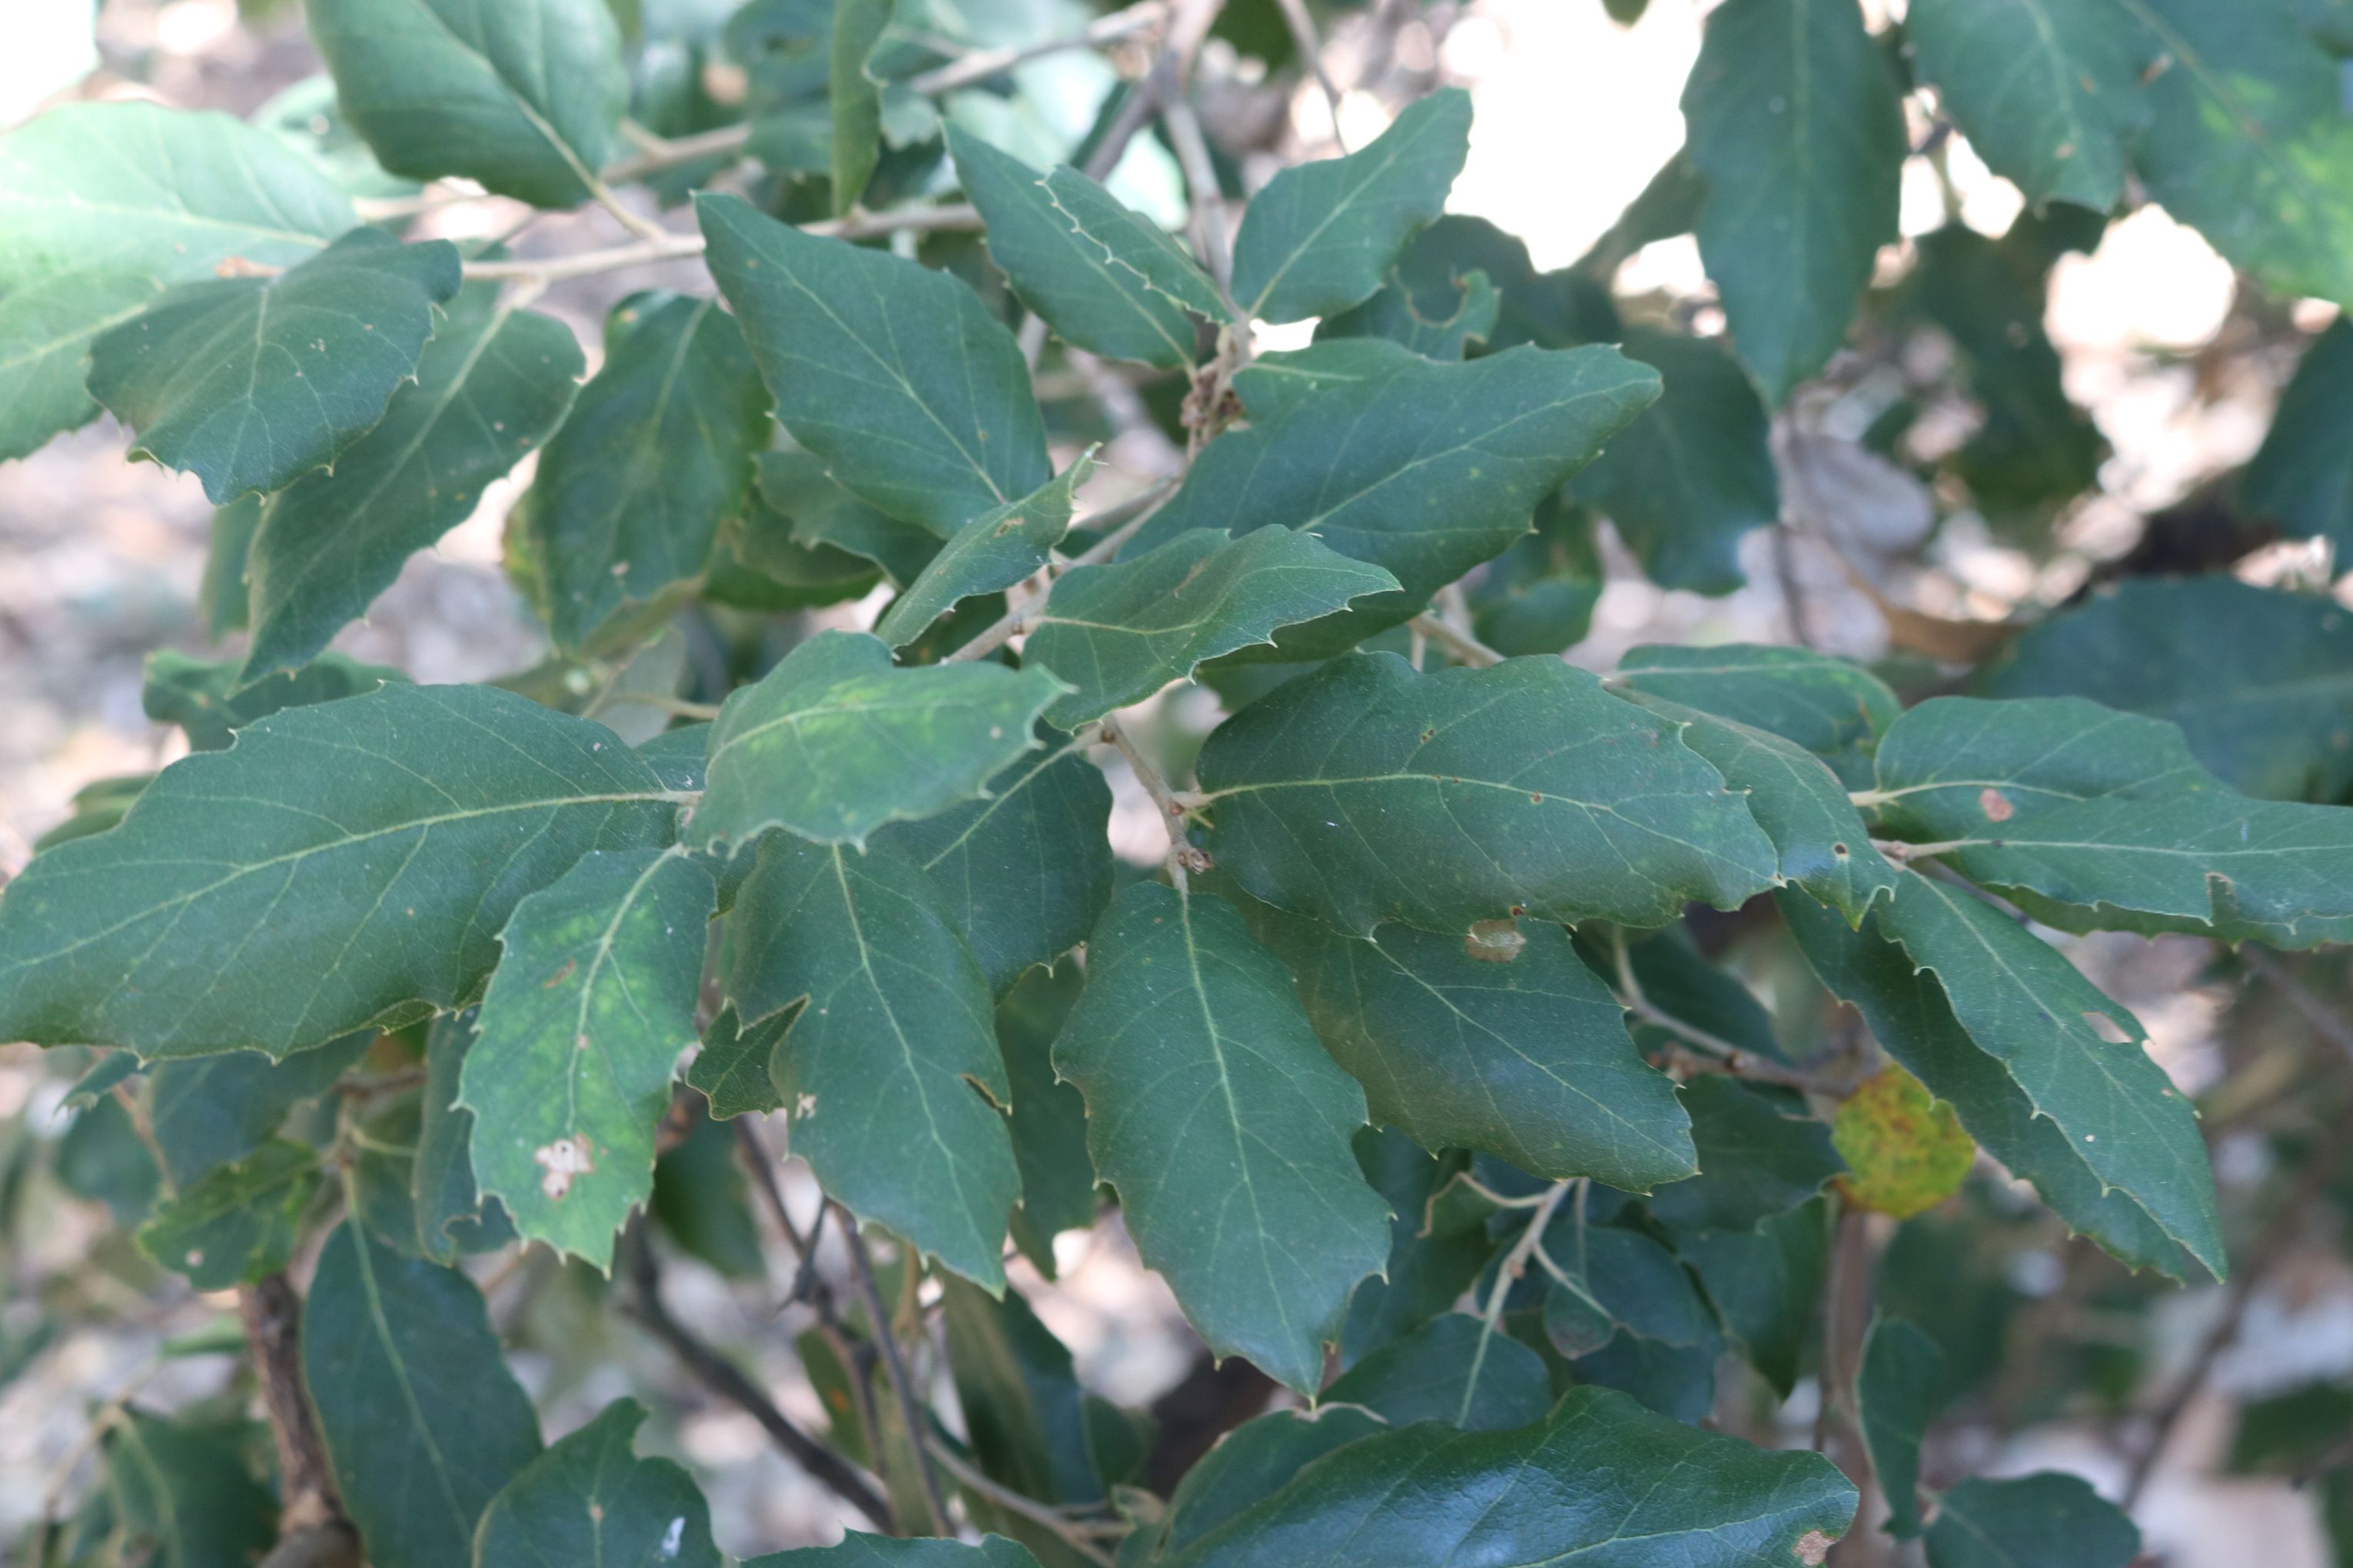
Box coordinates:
[141,649,406,752]
[1624,693,1899,921]
[1618,642,1902,789]
[241,285,584,677]
[1984,577,2353,802]
[1781,889,2196,1276]
[746,1536,1044,1566]
[460,846,714,1267]
[1149,1408,1389,1560]
[882,738,1114,995]
[1645,1076,1843,1234]
[1665,1200,1829,1397]
[201,497,261,638]
[1321,1311,1552,1432]
[1231,88,1472,324]
[651,1112,768,1278]
[1317,224,1504,361]
[148,1033,370,1189]
[759,447,944,583]
[0,101,355,462]
[350,1091,427,1257]
[725,833,1019,1288]
[989,963,1100,1268]
[1161,1386,1856,1566]
[0,683,680,1058]
[1055,882,1391,1394]
[523,293,771,651]
[830,0,890,214]
[1871,871,2222,1276]
[415,1010,513,1262]
[135,1138,319,1290]
[1465,497,1603,657]
[1239,902,1697,1189]
[949,128,1209,369]
[2243,318,2353,556]
[1570,327,1779,595]
[942,1274,1104,1506]
[1129,340,1660,657]
[1193,652,1780,936]
[1027,529,1398,727]
[693,630,1067,853]
[472,1399,721,1568]
[1856,1315,1943,1539]
[689,1005,789,1118]
[698,191,1052,533]
[304,1219,543,1568]
[878,456,1096,649]
[58,1095,161,1224]
[1541,1221,1713,1360]
[102,1411,278,1568]
[1869,695,2353,947]
[2125,0,2353,308]
[1681,0,1905,400]
[310,0,629,208]
[87,228,461,504]
[1907,0,2147,210]
[1923,1473,2139,1568]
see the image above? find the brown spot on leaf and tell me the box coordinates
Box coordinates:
[534,1136,595,1199]
[1466,919,1525,963]
[543,957,577,988]
[1793,1530,1833,1565]
[1978,787,2015,822]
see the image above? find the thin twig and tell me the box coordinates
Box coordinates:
[941,485,1176,663]
[1081,0,1229,182]
[1158,95,1234,292]
[588,174,679,246]
[460,202,984,283]
[1100,720,1208,889]
[840,1210,952,1535]
[908,1,1172,95]
[1407,613,1504,668]
[242,1275,363,1568]
[623,1227,897,1531]
[1815,1201,1876,1489]
[924,1442,1120,1565]
[1273,0,1349,152]
[1458,1181,1574,1423]
[1619,994,1847,1096]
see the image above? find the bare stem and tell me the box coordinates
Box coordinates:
[1100,719,1208,889]
[588,174,679,246]
[1274,0,1348,151]
[241,1274,363,1568]
[622,1227,896,1531]
[1617,993,1847,1096]
[840,1211,952,1536]
[1159,95,1234,292]
[923,1442,1120,1565]
[907,1,1171,96]
[461,202,983,283]
[1081,0,1229,182]
[1407,613,1504,668]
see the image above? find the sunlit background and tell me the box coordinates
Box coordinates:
[1,2,2342,1562]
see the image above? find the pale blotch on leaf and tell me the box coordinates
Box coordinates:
[1794,1529,1833,1565]
[535,1135,595,1199]
[1978,786,2015,822]
[1465,918,1526,963]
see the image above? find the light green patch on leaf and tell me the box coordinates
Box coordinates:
[1160,1385,1856,1566]
[1054,882,1391,1394]
[525,293,772,652]
[460,846,715,1269]
[87,228,460,504]
[1027,528,1398,727]
[309,0,629,208]
[304,1219,543,1568]
[0,101,356,462]
[241,285,584,678]
[698,191,1052,533]
[1231,88,1472,324]
[472,1399,722,1568]
[1833,1067,1975,1221]
[1681,0,1905,401]
[878,454,1095,648]
[0,683,680,1058]
[725,834,1019,1289]
[693,630,1067,853]
[1194,652,1780,936]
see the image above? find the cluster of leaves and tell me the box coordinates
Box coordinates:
[11,0,2353,1564]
